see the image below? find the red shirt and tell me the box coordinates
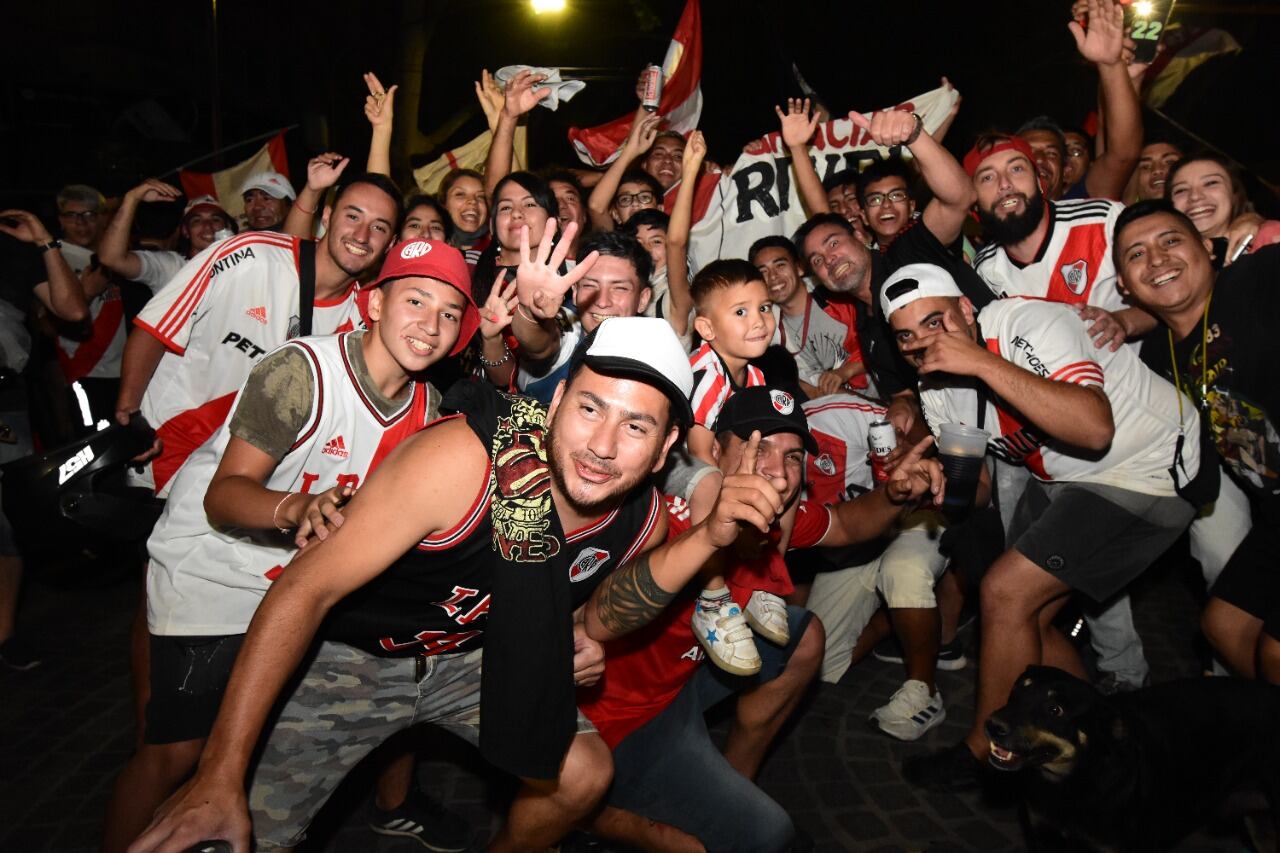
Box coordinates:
[579,495,831,748]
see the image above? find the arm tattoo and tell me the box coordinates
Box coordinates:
[594,552,676,637]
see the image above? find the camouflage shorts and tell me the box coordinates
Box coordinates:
[249,641,596,849]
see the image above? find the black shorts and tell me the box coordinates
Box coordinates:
[1009,480,1194,603]
[1210,524,1280,640]
[145,634,245,744]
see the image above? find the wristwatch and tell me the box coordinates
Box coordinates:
[904,113,924,146]
[38,238,62,253]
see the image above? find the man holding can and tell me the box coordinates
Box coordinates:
[881,262,1207,791]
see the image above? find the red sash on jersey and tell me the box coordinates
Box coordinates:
[56,288,124,383]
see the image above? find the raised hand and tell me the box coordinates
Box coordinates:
[501,69,552,119]
[1069,0,1125,66]
[127,179,183,205]
[885,435,945,506]
[290,484,355,548]
[474,69,505,130]
[514,220,599,320]
[849,109,920,148]
[776,97,820,149]
[305,152,350,192]
[682,130,707,179]
[624,112,662,156]
[363,72,397,130]
[480,272,519,340]
[705,431,788,545]
[0,209,52,245]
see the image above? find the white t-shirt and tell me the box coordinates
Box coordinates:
[974,199,1125,312]
[802,393,888,505]
[132,249,186,293]
[147,332,436,635]
[920,298,1197,496]
[135,231,362,495]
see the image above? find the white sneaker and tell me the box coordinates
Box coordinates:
[692,598,761,676]
[745,590,789,646]
[871,679,946,741]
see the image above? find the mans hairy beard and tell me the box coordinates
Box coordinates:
[978,191,1046,246]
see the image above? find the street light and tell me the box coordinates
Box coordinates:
[531,0,566,13]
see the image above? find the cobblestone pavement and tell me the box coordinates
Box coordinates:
[0,551,1253,852]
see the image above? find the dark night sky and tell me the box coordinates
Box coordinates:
[5,0,1277,213]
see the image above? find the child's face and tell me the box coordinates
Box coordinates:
[696,279,775,360]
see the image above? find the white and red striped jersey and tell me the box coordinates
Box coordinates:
[974,199,1125,312]
[134,232,361,495]
[802,393,889,505]
[54,243,126,383]
[147,332,436,635]
[688,341,765,430]
[920,298,1197,495]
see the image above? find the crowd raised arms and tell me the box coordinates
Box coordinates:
[2,1,1278,851]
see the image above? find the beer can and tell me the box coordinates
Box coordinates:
[868,420,896,483]
[640,64,663,112]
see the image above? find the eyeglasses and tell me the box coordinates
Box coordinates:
[862,189,909,208]
[59,210,98,222]
[615,191,656,209]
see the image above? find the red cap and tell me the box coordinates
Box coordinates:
[368,239,478,357]
[962,136,1038,178]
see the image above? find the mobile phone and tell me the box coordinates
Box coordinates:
[1122,0,1177,64]
[1229,234,1254,263]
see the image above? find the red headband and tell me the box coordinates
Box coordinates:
[962,137,1038,178]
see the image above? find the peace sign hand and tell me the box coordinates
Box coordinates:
[885,436,945,506]
[514,220,600,320]
[776,97,820,149]
[705,431,789,547]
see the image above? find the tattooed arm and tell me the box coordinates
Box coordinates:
[586,433,790,641]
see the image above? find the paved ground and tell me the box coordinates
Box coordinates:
[0,546,1257,852]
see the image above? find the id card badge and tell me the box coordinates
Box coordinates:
[1122,0,1177,64]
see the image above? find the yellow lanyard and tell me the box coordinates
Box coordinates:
[1167,288,1213,428]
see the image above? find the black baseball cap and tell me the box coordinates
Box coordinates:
[714,386,819,454]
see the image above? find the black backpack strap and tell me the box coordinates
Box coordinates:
[297,239,317,338]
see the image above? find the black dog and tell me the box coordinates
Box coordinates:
[985,665,1280,852]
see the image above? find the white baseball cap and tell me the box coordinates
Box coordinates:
[571,316,695,425]
[880,263,964,320]
[182,195,230,220]
[238,171,296,201]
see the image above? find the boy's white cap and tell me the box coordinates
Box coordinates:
[571,317,695,425]
[880,263,965,320]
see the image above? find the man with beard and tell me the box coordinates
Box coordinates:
[126,315,797,853]
[116,173,401,497]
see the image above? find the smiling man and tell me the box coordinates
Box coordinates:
[1114,200,1280,683]
[117,174,402,496]
[513,230,653,403]
[125,316,805,853]
[239,171,295,232]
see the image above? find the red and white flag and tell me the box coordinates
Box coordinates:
[179,131,290,222]
[568,0,702,167]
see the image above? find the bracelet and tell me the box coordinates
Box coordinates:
[272,492,297,533]
[904,112,924,146]
[294,200,316,215]
[515,303,538,324]
[478,343,512,368]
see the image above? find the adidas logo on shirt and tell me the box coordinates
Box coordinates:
[245,306,267,324]
[322,436,349,458]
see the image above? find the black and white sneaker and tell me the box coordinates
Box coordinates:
[368,787,474,851]
[871,637,967,671]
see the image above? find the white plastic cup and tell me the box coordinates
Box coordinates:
[936,423,990,518]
